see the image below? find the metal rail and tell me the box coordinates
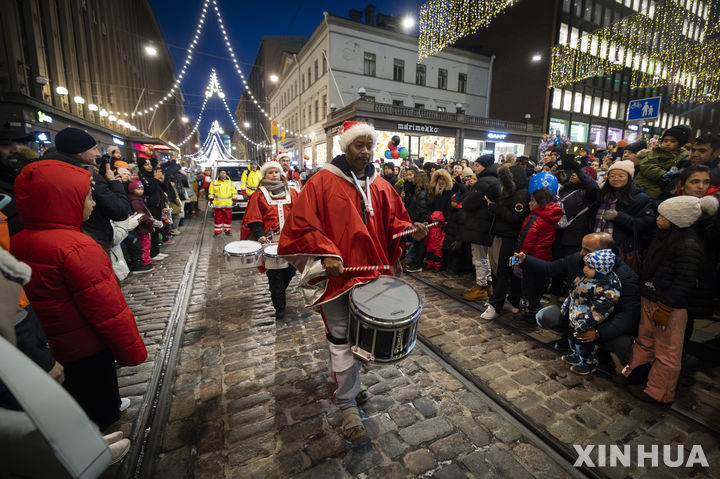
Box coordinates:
[118,205,210,478]
[407,272,720,437]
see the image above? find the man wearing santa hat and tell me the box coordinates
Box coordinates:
[278,121,427,441]
[277,152,301,192]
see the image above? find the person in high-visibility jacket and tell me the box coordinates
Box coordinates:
[208,169,238,236]
[240,162,262,198]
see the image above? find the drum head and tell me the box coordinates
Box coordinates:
[352,276,420,321]
[262,244,279,256]
[224,240,262,255]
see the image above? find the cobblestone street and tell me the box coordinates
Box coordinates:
[105,212,719,478]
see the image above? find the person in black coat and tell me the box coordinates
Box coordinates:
[622,196,707,404]
[481,165,530,319]
[138,157,165,258]
[589,160,655,275]
[43,128,130,253]
[523,232,640,367]
[556,156,598,256]
[402,168,429,272]
[461,162,500,301]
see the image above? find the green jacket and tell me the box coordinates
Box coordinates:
[634,147,689,199]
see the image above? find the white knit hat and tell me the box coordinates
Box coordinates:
[607,159,636,178]
[657,196,703,228]
[338,121,377,152]
[260,160,282,177]
[276,152,291,161]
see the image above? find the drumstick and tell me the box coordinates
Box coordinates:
[392,221,442,240]
[344,265,391,272]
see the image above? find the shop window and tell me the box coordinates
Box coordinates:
[549,118,569,136]
[570,121,588,143]
[416,64,426,85]
[438,69,448,90]
[458,73,467,93]
[590,125,606,145]
[364,52,376,76]
[393,59,405,82]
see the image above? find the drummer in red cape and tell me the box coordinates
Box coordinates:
[278,120,428,441]
[240,160,299,319]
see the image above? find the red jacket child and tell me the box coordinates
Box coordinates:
[11,160,147,367]
[517,192,562,261]
[425,210,446,270]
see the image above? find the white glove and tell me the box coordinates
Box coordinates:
[153,220,163,228]
[127,216,140,230]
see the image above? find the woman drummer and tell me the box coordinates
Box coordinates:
[240,160,299,318]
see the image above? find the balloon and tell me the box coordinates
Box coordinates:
[391,149,400,159]
[399,147,409,159]
[528,171,559,195]
[388,140,394,149]
[384,150,392,159]
[391,135,401,146]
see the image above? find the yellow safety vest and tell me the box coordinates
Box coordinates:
[208,178,237,207]
[241,169,262,195]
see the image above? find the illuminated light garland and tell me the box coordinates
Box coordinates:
[549,0,719,105]
[177,95,208,147]
[210,0,309,139]
[418,0,517,61]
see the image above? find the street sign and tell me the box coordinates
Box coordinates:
[627,96,661,122]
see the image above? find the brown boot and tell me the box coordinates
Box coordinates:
[463,285,488,301]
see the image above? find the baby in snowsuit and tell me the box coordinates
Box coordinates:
[561,249,622,376]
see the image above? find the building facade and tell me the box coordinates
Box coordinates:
[460,0,716,152]
[0,0,187,159]
[264,11,543,166]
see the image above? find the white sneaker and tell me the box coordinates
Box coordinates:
[103,431,124,445]
[120,397,131,412]
[480,304,499,320]
[152,253,168,261]
[109,438,131,464]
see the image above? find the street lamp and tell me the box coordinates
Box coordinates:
[402,16,415,31]
[55,86,68,95]
[181,116,189,123]
[243,121,250,128]
[532,54,542,62]
[269,74,279,83]
[88,103,98,111]
[73,96,85,104]
[145,45,158,56]
[358,87,366,98]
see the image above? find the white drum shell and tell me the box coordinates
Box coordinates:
[262,243,288,270]
[224,241,263,269]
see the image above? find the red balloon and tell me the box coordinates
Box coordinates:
[391,149,400,159]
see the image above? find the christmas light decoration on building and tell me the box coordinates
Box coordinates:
[418,0,517,61]
[549,0,720,105]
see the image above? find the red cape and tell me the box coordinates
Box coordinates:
[240,187,298,240]
[278,164,411,305]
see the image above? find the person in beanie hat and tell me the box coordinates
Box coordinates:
[43,127,130,253]
[621,194,706,404]
[622,140,647,167]
[560,248,622,375]
[634,125,691,199]
[127,177,156,273]
[240,161,298,318]
[473,154,495,174]
[278,120,425,442]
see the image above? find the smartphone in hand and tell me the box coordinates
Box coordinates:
[133,212,145,220]
[509,255,519,267]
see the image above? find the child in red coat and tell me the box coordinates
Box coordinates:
[516,187,562,318]
[127,176,157,271]
[424,210,446,271]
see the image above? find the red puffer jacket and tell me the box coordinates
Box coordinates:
[11,160,147,366]
[517,202,562,261]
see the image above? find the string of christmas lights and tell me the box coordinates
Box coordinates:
[418,0,517,61]
[177,95,208,147]
[549,0,719,105]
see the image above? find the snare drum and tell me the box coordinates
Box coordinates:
[223,240,262,269]
[262,243,288,270]
[348,276,422,362]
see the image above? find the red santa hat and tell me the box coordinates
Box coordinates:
[260,160,282,177]
[338,121,377,153]
[276,151,291,162]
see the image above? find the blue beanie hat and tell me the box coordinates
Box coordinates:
[584,249,615,276]
[55,127,96,155]
[476,154,495,168]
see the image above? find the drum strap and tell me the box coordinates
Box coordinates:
[326,332,348,345]
[259,186,291,232]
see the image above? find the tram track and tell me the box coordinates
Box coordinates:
[406,271,720,449]
[118,206,210,479]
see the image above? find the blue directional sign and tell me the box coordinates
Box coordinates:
[627,96,661,122]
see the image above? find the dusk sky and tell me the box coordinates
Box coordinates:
[149,0,424,137]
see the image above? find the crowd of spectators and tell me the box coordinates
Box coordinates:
[383,126,720,405]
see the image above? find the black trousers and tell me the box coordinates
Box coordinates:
[489,237,522,311]
[266,265,296,312]
[63,349,121,431]
[148,205,162,258]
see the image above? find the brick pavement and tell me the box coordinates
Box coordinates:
[405,272,720,479]
[152,224,574,478]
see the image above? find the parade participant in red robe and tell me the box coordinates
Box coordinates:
[241,161,298,318]
[278,121,427,441]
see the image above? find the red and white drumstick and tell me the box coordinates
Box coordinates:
[392,221,441,240]
[344,265,391,272]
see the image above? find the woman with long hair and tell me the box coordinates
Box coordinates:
[428,169,454,216]
[589,160,655,274]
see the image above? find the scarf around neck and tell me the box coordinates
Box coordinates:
[260,178,288,196]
